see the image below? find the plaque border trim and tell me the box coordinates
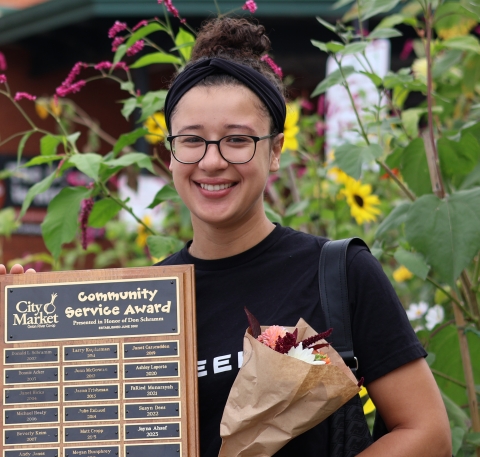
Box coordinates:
[123,340,179,359]
[123,361,180,380]
[4,346,60,365]
[63,424,120,444]
[4,365,59,385]
[123,442,183,454]
[123,421,182,441]
[4,406,60,425]
[3,447,60,457]
[3,426,60,446]
[3,386,59,405]
[123,381,181,400]
[63,445,119,457]
[124,400,182,420]
[63,343,119,362]
[63,404,120,423]
[62,363,119,383]
[63,383,120,403]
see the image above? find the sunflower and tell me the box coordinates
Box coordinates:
[136,215,152,248]
[340,177,381,225]
[393,265,414,282]
[437,18,477,40]
[144,112,168,144]
[282,102,300,152]
[35,97,62,119]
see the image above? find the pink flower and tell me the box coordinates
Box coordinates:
[0,52,6,71]
[400,39,414,60]
[114,62,129,71]
[159,0,180,18]
[475,25,480,34]
[300,98,315,112]
[94,61,113,71]
[56,80,86,97]
[260,55,283,78]
[14,92,36,101]
[317,94,325,116]
[108,21,127,38]
[257,325,287,349]
[61,61,87,88]
[0,74,6,84]
[132,20,148,31]
[126,40,145,56]
[242,0,257,13]
[112,36,125,52]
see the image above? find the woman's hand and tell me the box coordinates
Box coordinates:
[359,358,452,457]
[0,264,37,274]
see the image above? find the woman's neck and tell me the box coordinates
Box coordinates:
[188,215,276,260]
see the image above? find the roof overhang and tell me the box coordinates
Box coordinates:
[0,0,340,46]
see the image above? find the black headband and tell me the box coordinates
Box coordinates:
[164,58,286,133]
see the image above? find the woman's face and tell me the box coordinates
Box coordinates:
[169,85,283,230]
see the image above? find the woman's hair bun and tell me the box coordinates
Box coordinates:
[191,17,271,61]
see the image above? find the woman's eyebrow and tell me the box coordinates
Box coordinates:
[177,124,203,134]
[225,124,255,133]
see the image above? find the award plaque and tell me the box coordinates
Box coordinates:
[1,266,198,457]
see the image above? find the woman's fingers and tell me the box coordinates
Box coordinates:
[0,264,37,275]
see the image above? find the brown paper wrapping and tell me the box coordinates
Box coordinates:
[218,319,360,457]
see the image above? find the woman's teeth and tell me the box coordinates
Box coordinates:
[200,183,234,191]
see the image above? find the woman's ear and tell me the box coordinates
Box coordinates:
[269,133,284,172]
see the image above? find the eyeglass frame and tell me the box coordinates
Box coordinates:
[166,132,278,164]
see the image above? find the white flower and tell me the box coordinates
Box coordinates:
[426,304,445,330]
[287,343,316,364]
[406,301,429,321]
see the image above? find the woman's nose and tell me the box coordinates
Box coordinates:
[198,142,229,169]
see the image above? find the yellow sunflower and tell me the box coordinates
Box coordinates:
[437,18,477,40]
[35,97,62,119]
[393,265,414,282]
[327,166,349,185]
[136,215,152,248]
[340,177,381,225]
[144,112,168,144]
[282,102,300,152]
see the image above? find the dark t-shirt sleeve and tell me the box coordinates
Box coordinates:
[347,246,427,385]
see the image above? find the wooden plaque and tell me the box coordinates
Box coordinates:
[0,266,198,457]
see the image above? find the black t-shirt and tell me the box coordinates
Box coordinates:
[159,224,426,456]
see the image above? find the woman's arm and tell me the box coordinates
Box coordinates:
[359,358,451,456]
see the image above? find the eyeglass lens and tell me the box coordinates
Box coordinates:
[171,135,257,164]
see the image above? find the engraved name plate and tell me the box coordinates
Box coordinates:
[63,364,118,382]
[125,422,181,440]
[64,344,118,361]
[124,362,178,379]
[4,387,58,405]
[5,367,58,384]
[64,405,119,422]
[4,347,58,364]
[124,382,180,399]
[64,384,119,402]
[124,341,178,358]
[64,447,119,457]
[4,427,59,445]
[64,425,119,443]
[5,407,59,425]
[124,443,181,457]
[125,402,180,419]
[4,448,59,457]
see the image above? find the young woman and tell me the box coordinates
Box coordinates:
[2,17,451,457]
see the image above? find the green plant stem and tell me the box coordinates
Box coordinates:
[376,160,416,201]
[99,183,156,236]
[460,270,480,323]
[426,276,478,323]
[473,254,480,289]
[430,368,480,395]
[0,130,33,148]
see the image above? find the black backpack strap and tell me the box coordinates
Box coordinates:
[318,237,369,372]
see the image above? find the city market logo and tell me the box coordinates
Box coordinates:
[12,293,59,327]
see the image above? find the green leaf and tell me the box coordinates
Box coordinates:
[316,16,337,33]
[0,207,20,237]
[148,185,181,209]
[375,13,408,28]
[69,153,103,180]
[88,198,122,228]
[438,133,480,177]
[440,389,471,430]
[459,162,480,190]
[19,171,56,219]
[401,137,432,197]
[376,201,411,238]
[175,28,195,62]
[113,128,149,155]
[466,432,480,446]
[359,71,383,87]
[401,108,424,138]
[139,90,168,122]
[465,327,480,338]
[385,146,403,169]
[106,152,154,174]
[452,426,466,455]
[361,0,401,21]
[333,143,382,180]
[41,187,91,259]
[125,23,165,49]
[311,40,329,53]
[40,134,62,156]
[131,52,182,69]
[393,248,430,279]
[432,49,463,79]
[405,189,480,286]
[147,235,184,259]
[121,97,138,120]
[326,41,346,53]
[24,155,63,167]
[368,27,403,39]
[17,131,34,163]
[264,202,283,224]
[284,200,310,217]
[113,44,127,65]
[442,35,480,54]
[342,42,368,55]
[425,352,435,366]
[434,2,480,27]
[120,81,134,92]
[311,66,356,96]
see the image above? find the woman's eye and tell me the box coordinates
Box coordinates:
[180,136,203,145]
[225,136,249,144]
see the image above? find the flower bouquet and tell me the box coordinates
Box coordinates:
[218,309,362,457]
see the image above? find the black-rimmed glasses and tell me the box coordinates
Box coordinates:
[166,133,277,164]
